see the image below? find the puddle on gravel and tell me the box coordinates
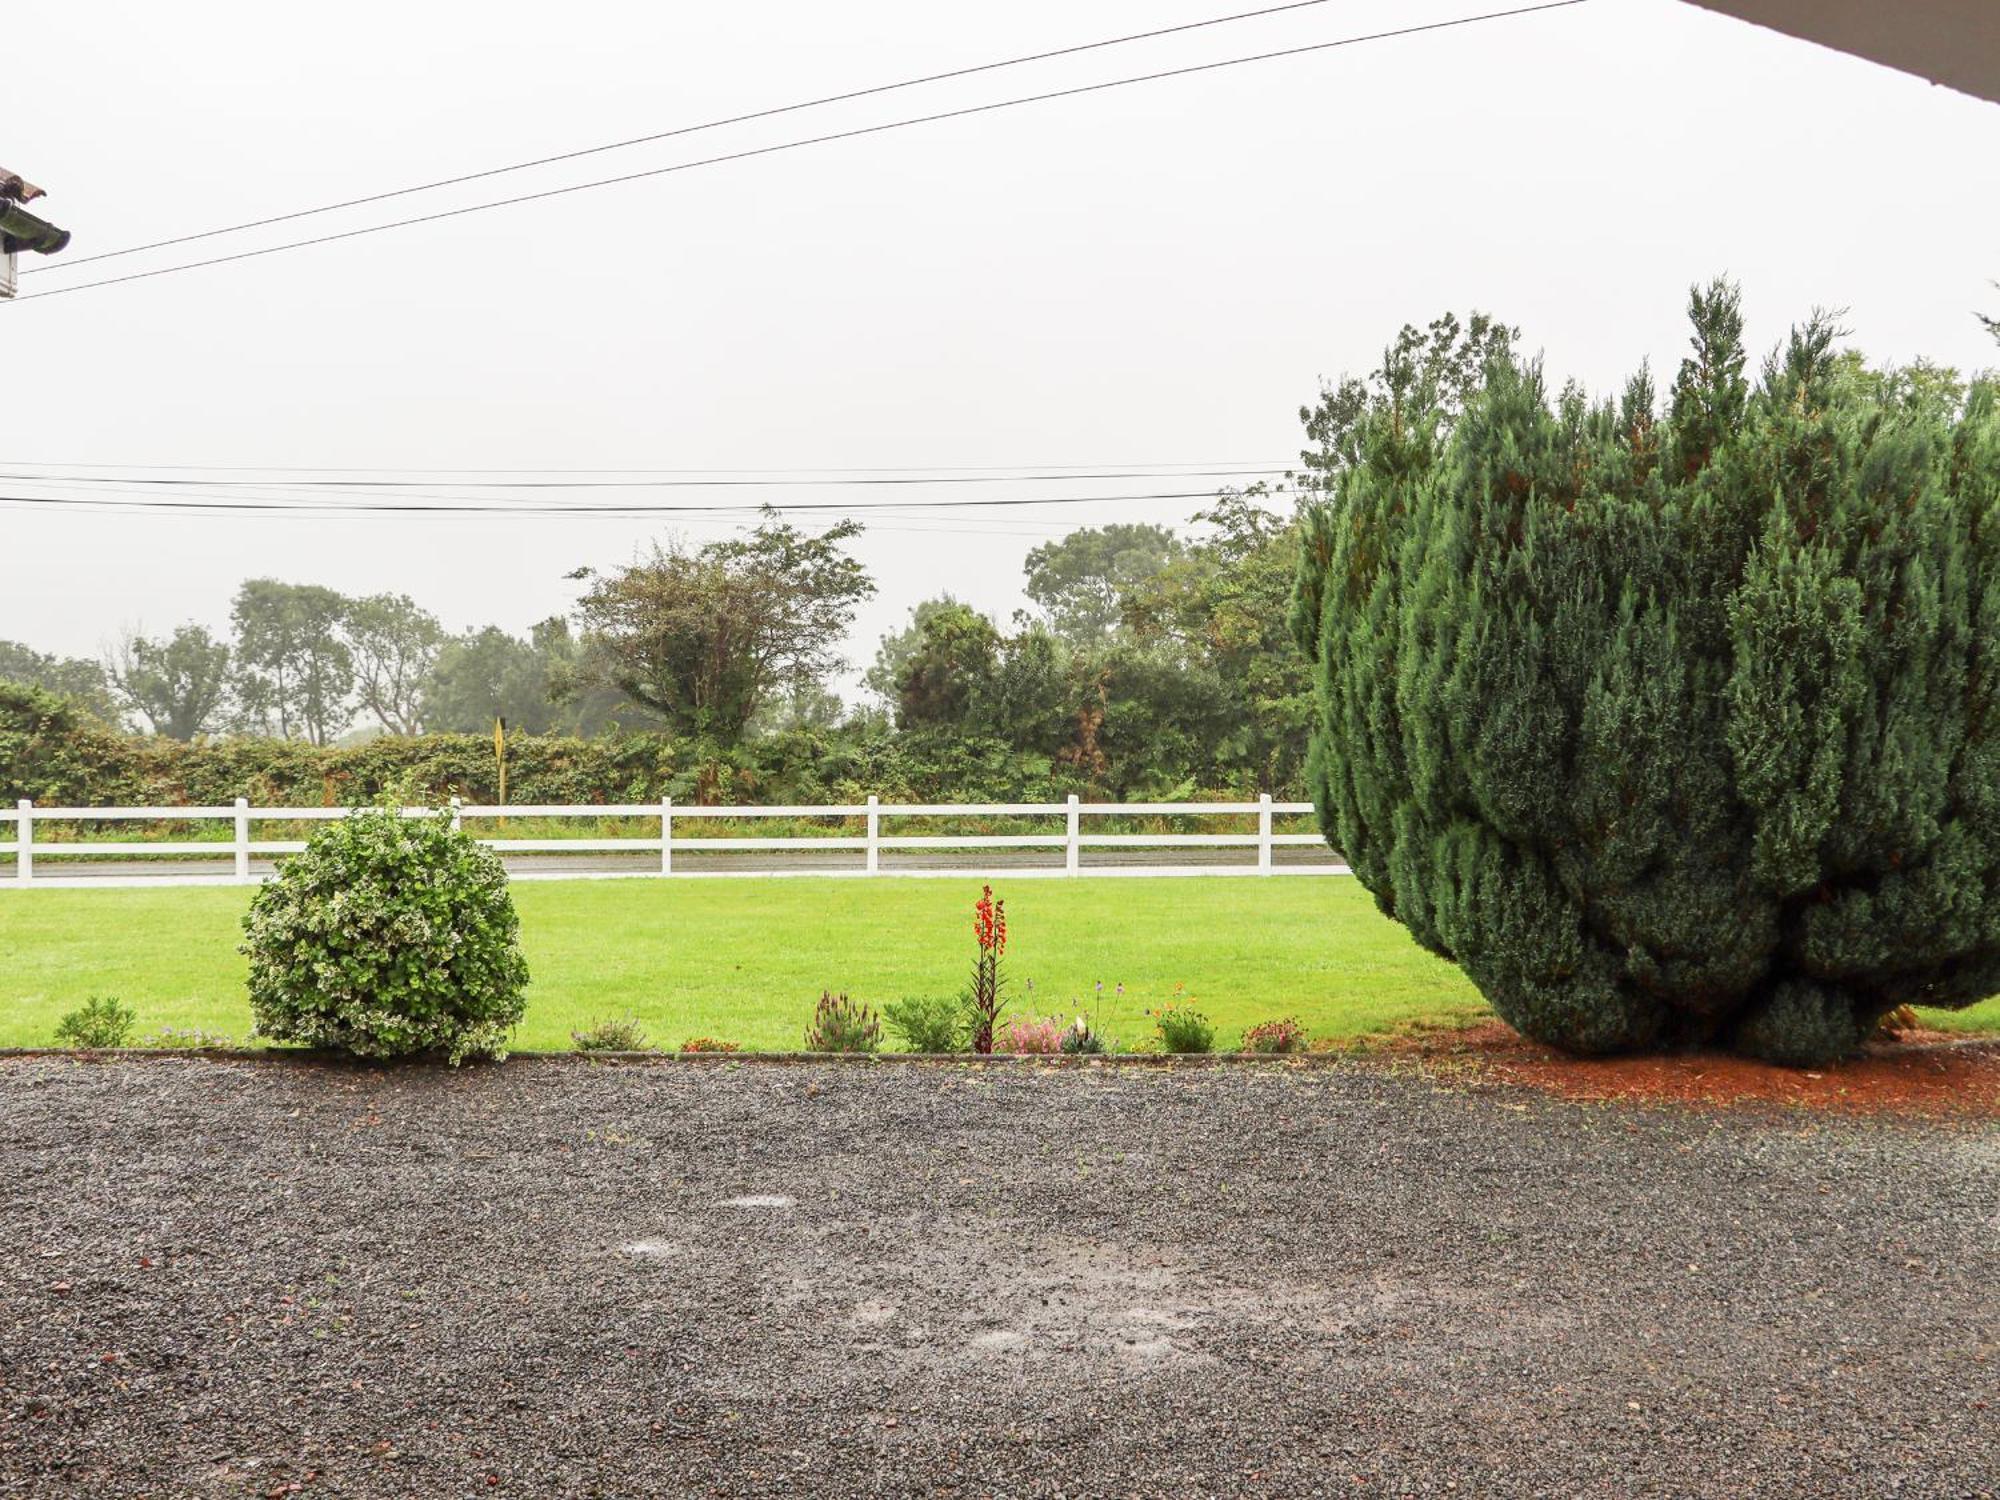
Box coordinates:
[724,1194,796,1209]
[625,1221,1572,1388]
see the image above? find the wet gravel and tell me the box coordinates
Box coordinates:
[2,1056,1995,1498]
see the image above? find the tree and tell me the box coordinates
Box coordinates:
[344,594,444,735]
[230,580,354,744]
[0,640,118,722]
[0,681,136,801]
[979,624,1077,757]
[424,617,632,736]
[865,595,969,707]
[894,603,1001,729]
[425,625,549,734]
[748,681,848,737]
[107,624,231,740]
[1022,524,1182,644]
[1123,487,1313,789]
[571,513,874,743]
[1296,310,1517,481]
[1293,280,2000,1066]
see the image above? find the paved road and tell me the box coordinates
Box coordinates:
[9,845,1345,884]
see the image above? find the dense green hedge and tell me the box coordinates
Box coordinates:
[0,681,1160,808]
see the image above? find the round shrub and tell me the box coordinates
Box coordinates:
[241,807,528,1063]
[1293,283,2000,1067]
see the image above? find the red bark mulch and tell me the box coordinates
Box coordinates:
[1359,1020,2000,1119]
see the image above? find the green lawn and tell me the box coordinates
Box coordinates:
[2,876,1995,1051]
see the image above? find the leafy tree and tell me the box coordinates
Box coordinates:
[748,681,848,737]
[343,594,444,735]
[895,603,1001,729]
[865,595,969,707]
[1297,310,1518,480]
[978,625,1077,757]
[423,626,538,734]
[1089,643,1239,796]
[0,681,132,801]
[230,580,354,744]
[1123,487,1313,789]
[571,513,874,744]
[0,640,118,722]
[423,617,632,736]
[107,624,231,740]
[1023,524,1182,644]
[1293,280,2000,1066]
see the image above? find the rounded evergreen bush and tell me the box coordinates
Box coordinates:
[241,806,529,1063]
[1293,283,2000,1066]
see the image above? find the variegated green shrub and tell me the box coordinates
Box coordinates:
[240,806,528,1063]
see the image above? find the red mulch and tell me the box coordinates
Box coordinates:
[1364,1020,2000,1119]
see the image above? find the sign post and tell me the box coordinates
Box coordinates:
[493,717,507,825]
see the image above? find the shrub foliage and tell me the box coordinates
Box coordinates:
[882,994,965,1053]
[803,991,881,1053]
[1151,1003,1215,1054]
[1294,282,2000,1065]
[54,997,136,1049]
[571,1016,651,1052]
[1241,1017,1308,1054]
[241,807,528,1063]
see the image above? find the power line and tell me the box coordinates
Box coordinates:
[23,0,1348,277]
[0,457,1291,475]
[0,472,1105,533]
[0,466,1288,491]
[0,485,1253,516]
[5,2,1589,304]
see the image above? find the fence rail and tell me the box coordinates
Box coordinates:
[0,796,1347,888]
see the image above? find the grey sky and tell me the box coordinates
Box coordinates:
[5,0,1996,695]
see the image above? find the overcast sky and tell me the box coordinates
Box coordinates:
[5,0,1996,694]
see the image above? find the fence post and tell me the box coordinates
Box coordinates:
[660,795,673,876]
[1258,792,1273,875]
[15,799,29,885]
[234,797,251,881]
[1065,793,1080,876]
[865,794,880,875]
[449,795,462,834]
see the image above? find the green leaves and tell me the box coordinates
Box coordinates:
[569,511,876,745]
[1298,280,2000,1066]
[240,807,528,1064]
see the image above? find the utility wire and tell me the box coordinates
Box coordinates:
[5,2,1589,304]
[0,466,1287,491]
[0,471,1107,533]
[0,485,1241,516]
[0,457,1291,475]
[25,0,1350,276]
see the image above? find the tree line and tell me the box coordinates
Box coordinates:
[2,493,1317,797]
[14,307,1747,799]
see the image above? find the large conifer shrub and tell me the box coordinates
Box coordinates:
[1293,283,2000,1065]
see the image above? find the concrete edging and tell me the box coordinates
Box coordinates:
[0,1046,1344,1066]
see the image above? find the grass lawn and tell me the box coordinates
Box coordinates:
[2,876,1995,1051]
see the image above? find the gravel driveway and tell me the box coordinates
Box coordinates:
[2,1057,1995,1498]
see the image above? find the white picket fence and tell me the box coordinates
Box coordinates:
[0,795,1348,888]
